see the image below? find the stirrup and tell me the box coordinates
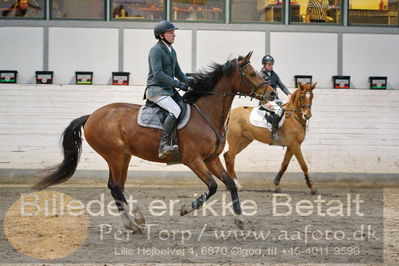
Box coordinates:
[159,143,179,159]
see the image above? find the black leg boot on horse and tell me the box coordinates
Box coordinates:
[159,112,179,158]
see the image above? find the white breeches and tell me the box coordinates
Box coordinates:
[147,95,181,118]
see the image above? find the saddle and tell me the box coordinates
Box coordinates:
[249,106,285,131]
[137,93,191,130]
[259,106,283,125]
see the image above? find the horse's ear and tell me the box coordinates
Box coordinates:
[311,82,317,90]
[243,51,253,63]
[298,81,304,90]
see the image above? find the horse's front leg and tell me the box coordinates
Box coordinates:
[180,158,218,216]
[205,157,244,229]
[291,145,317,194]
[274,147,294,193]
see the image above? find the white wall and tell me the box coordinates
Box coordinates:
[0,27,43,84]
[1,27,398,90]
[271,32,338,88]
[343,33,399,89]
[124,29,192,85]
[48,27,119,85]
[1,84,398,175]
[196,30,265,72]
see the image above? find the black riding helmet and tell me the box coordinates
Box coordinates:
[154,21,178,39]
[262,55,274,64]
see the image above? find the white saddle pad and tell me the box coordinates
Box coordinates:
[249,106,285,131]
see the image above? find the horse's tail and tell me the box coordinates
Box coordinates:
[33,114,90,190]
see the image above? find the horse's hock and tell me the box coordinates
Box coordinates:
[0,84,398,186]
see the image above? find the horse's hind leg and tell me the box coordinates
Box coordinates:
[291,145,317,195]
[107,153,143,233]
[206,157,244,229]
[120,153,145,226]
[274,147,294,193]
[180,158,218,216]
[224,135,253,190]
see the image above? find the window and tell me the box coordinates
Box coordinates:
[171,0,224,22]
[1,0,45,19]
[231,0,283,23]
[289,0,341,24]
[51,0,105,19]
[349,0,399,26]
[111,0,165,20]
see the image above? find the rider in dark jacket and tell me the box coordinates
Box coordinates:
[145,21,189,159]
[259,55,291,143]
[259,55,291,99]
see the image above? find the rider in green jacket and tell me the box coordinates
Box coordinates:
[145,21,189,159]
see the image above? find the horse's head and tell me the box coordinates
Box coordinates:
[294,82,316,120]
[236,51,276,101]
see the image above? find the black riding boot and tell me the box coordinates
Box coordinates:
[159,113,179,159]
[271,113,282,145]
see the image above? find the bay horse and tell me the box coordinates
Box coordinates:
[224,82,317,194]
[33,52,276,231]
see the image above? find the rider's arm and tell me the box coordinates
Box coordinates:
[275,73,291,96]
[149,48,180,87]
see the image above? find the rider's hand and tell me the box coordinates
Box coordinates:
[178,81,189,91]
[288,94,292,100]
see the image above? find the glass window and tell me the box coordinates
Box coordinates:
[171,0,224,22]
[111,0,165,20]
[1,0,45,19]
[289,0,341,24]
[231,0,283,23]
[349,0,399,26]
[51,0,105,19]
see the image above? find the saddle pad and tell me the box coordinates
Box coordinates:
[137,103,191,130]
[249,106,285,131]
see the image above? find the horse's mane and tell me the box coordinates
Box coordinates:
[184,58,239,103]
[289,87,301,105]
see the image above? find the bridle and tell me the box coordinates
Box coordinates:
[298,91,313,110]
[285,91,313,130]
[238,62,272,101]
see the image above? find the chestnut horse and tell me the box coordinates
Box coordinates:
[33,52,276,231]
[224,82,317,194]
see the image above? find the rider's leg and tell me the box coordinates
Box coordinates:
[271,114,279,137]
[271,105,283,143]
[147,95,181,158]
[261,101,282,141]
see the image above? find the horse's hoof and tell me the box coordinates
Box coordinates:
[132,209,145,226]
[180,204,189,216]
[310,187,317,195]
[134,217,145,227]
[234,214,245,230]
[274,185,281,193]
[124,222,144,234]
